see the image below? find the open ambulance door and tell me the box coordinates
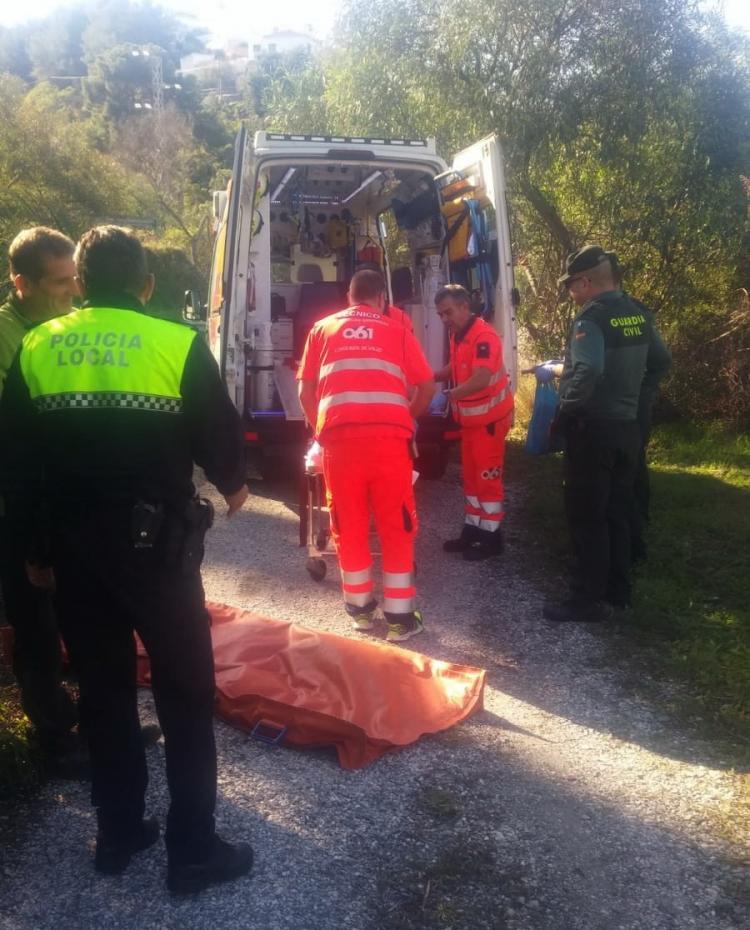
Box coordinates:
[216,126,249,412]
[436,135,518,392]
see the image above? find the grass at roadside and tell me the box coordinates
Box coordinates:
[505,422,750,749]
[0,664,42,798]
[638,426,750,737]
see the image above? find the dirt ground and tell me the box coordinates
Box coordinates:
[0,463,748,930]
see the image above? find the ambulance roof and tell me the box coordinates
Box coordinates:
[253,132,445,171]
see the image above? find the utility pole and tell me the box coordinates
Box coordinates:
[131,48,167,116]
[151,52,164,117]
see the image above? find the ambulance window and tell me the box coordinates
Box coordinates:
[378,209,410,273]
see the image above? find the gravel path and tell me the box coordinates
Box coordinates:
[1,463,747,930]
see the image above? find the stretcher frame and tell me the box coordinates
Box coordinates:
[303,465,335,581]
[301,457,382,583]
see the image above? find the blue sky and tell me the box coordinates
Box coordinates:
[2,0,341,44]
[3,0,749,46]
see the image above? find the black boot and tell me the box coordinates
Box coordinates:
[95,816,160,875]
[463,528,504,561]
[167,835,253,895]
[443,525,478,553]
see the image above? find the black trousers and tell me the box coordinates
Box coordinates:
[0,516,77,755]
[52,509,217,861]
[564,419,640,606]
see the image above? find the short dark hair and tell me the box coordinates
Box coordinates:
[9,227,75,282]
[435,284,471,306]
[349,269,385,302]
[355,261,384,275]
[75,226,149,301]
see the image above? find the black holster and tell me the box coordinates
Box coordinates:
[178,497,214,574]
[146,496,214,573]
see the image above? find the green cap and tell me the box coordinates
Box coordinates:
[558,244,613,286]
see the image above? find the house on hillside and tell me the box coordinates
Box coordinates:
[248,29,319,60]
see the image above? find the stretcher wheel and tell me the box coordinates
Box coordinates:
[306,557,327,582]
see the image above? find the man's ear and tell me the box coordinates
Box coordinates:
[12,272,32,299]
[74,275,87,300]
[140,273,156,304]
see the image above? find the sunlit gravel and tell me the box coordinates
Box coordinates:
[1,463,746,930]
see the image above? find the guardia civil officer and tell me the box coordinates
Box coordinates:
[543,245,671,623]
[606,256,672,562]
[0,226,252,893]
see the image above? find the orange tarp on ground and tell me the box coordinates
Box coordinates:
[138,603,486,769]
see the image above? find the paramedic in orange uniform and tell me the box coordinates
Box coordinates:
[433,285,514,560]
[298,270,435,642]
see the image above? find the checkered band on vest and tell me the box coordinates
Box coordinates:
[34,392,183,413]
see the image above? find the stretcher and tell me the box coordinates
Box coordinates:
[302,442,335,582]
[301,442,383,583]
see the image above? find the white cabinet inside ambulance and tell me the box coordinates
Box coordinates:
[190,130,518,479]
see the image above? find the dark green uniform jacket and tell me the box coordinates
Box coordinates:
[559,290,671,420]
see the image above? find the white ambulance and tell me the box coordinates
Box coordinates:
[193,129,518,478]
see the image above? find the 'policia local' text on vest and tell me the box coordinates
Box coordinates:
[450,316,513,428]
[312,307,415,439]
[19,306,196,413]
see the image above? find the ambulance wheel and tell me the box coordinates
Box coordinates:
[306,557,327,582]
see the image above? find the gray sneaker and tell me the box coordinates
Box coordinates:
[386,611,425,642]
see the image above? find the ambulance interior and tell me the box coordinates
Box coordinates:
[246,157,501,417]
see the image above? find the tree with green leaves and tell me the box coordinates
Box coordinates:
[0,75,139,278]
[261,0,750,421]
[0,1,225,293]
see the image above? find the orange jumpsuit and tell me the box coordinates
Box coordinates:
[449,316,514,539]
[298,305,432,618]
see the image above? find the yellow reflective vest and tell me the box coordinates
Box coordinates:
[19,306,196,414]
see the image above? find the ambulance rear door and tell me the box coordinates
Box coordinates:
[216,125,249,411]
[438,135,518,392]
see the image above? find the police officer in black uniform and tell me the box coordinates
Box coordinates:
[0,226,252,893]
[0,228,81,773]
[543,245,671,623]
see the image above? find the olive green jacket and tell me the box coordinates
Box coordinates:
[0,294,35,400]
